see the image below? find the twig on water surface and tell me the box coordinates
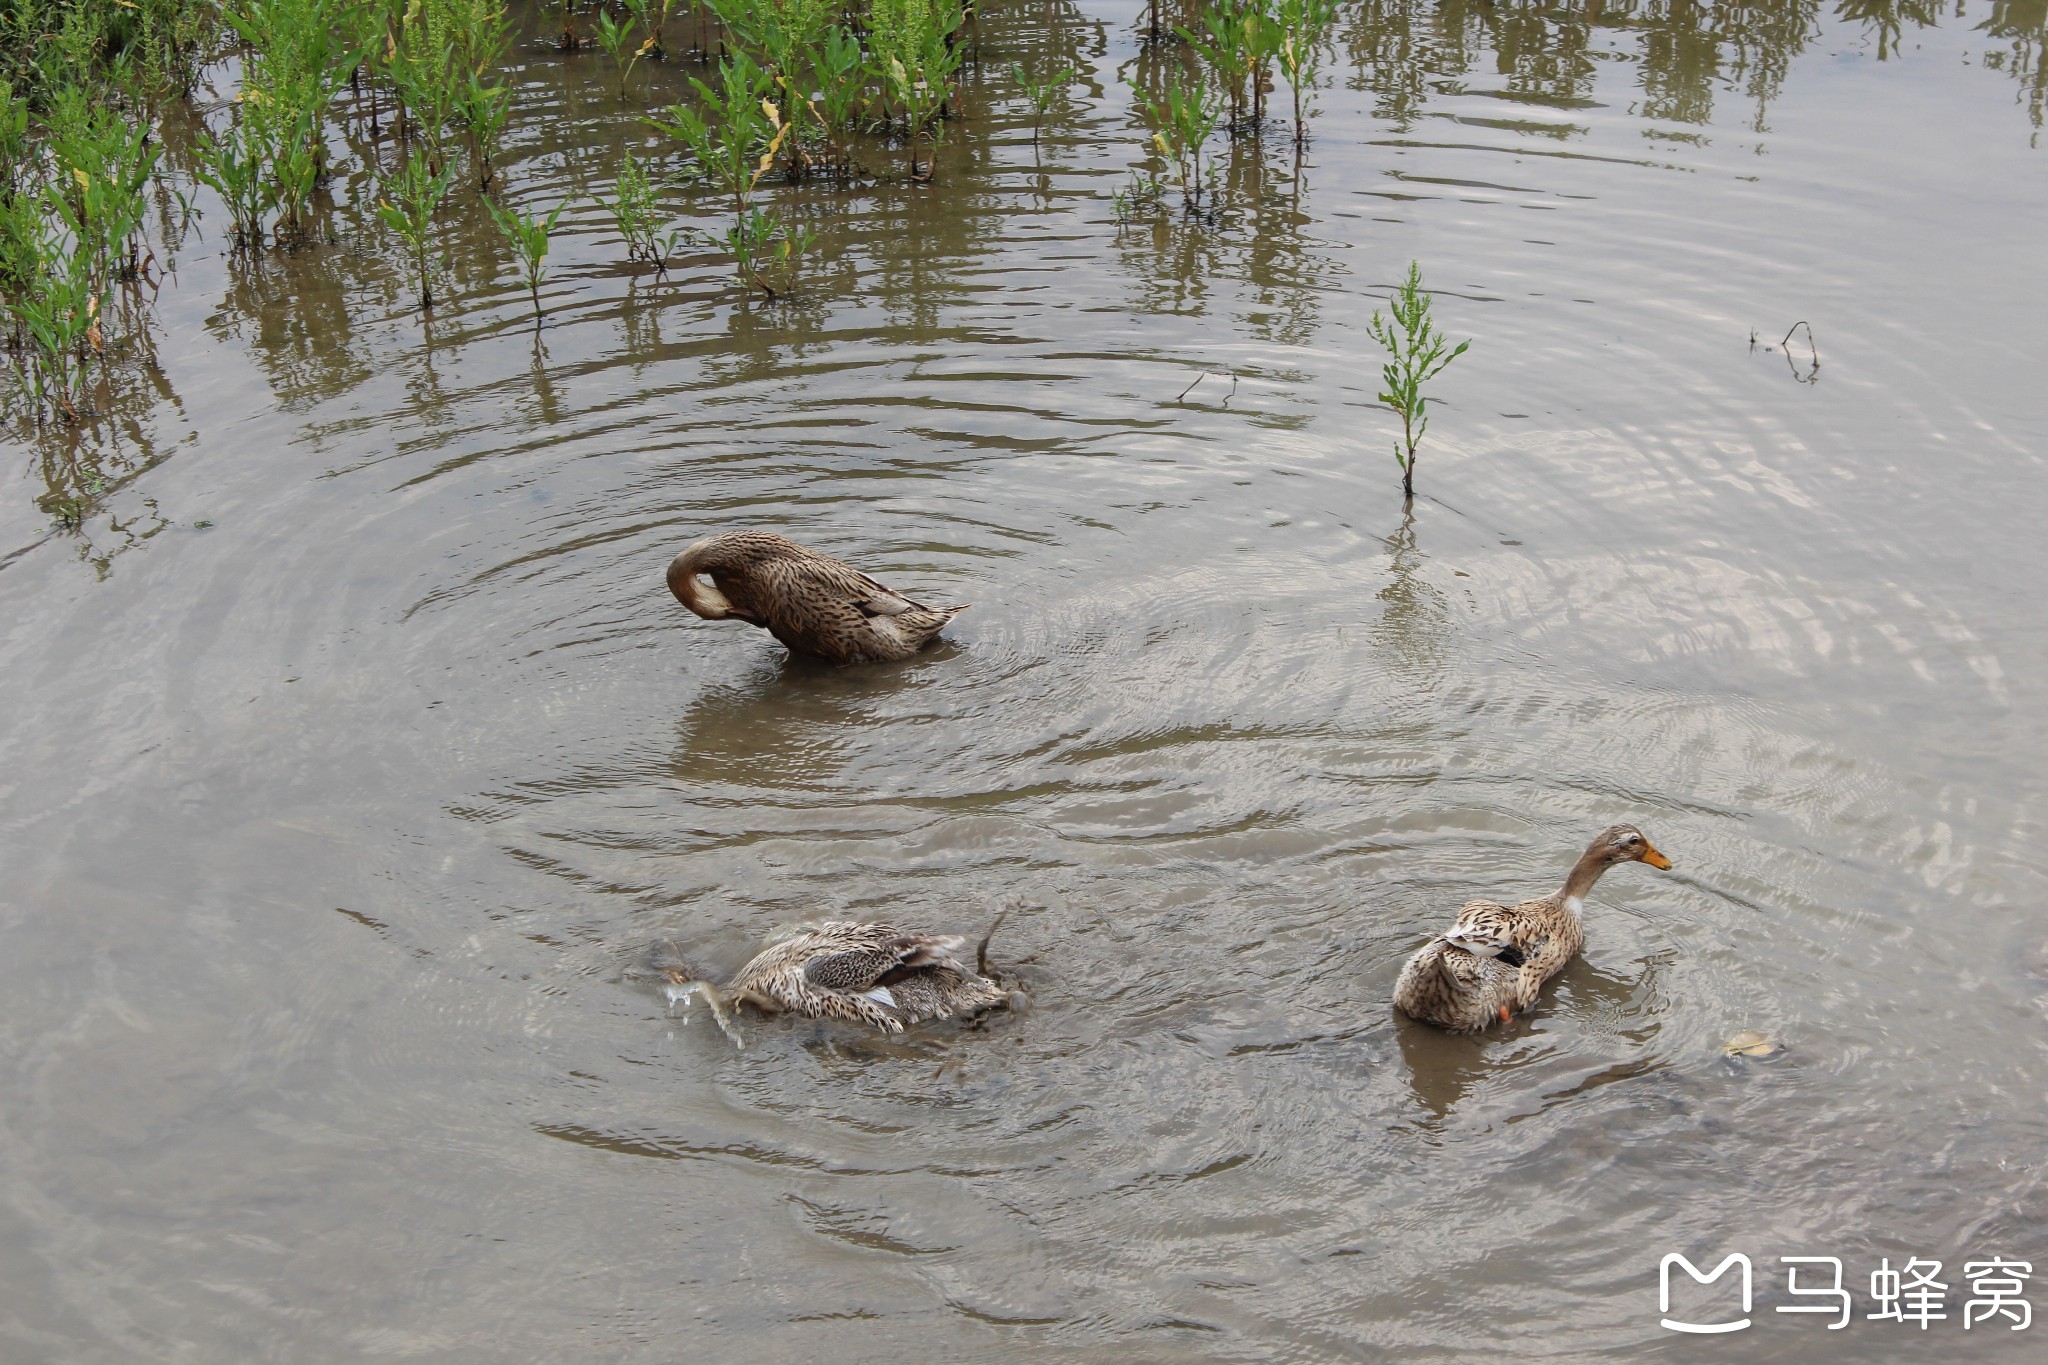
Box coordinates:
[1752,322,1820,384]
[1175,371,1238,406]
[1781,320,1820,383]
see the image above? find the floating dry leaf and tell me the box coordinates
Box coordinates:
[1723,1029,1782,1058]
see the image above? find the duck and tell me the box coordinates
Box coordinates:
[1393,824,1673,1032]
[659,916,1013,1044]
[666,531,969,664]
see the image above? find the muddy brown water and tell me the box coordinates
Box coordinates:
[4,2,2047,1359]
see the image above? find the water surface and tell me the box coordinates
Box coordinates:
[4,2,2047,1358]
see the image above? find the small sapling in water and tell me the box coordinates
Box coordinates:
[604,150,685,272]
[1276,0,1339,147]
[376,147,457,311]
[1011,61,1076,146]
[1131,68,1223,212]
[487,197,569,324]
[1367,260,1470,504]
[593,9,651,99]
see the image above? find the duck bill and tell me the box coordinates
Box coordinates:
[1641,843,1673,870]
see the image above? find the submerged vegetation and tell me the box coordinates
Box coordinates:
[648,49,815,295]
[2,0,2043,542]
[0,0,1358,381]
[488,194,569,322]
[1119,0,1344,224]
[377,146,458,311]
[1131,66,1222,212]
[0,0,996,408]
[603,149,686,272]
[1011,59,1075,147]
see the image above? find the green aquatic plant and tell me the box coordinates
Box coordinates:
[1181,0,1280,134]
[458,1,513,186]
[374,0,511,187]
[45,84,159,283]
[376,145,457,310]
[1132,67,1223,211]
[806,24,868,177]
[385,0,514,189]
[0,7,207,417]
[223,0,362,236]
[0,0,218,110]
[728,0,840,176]
[0,81,30,190]
[1011,60,1076,146]
[388,42,457,172]
[1274,0,1337,146]
[1367,260,1471,504]
[134,0,219,99]
[487,196,568,323]
[650,52,777,210]
[716,202,815,299]
[713,0,834,97]
[458,68,511,189]
[592,8,649,99]
[626,0,683,58]
[3,212,102,421]
[192,109,279,248]
[603,149,685,271]
[868,0,964,179]
[650,54,813,295]
[0,181,39,294]
[0,80,158,420]
[1109,169,1165,224]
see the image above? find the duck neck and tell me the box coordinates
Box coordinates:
[667,547,735,619]
[1560,846,1613,907]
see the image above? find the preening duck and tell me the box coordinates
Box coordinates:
[1393,824,1673,1032]
[661,918,1013,1044]
[666,531,968,664]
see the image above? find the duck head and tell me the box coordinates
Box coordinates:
[1589,823,1672,870]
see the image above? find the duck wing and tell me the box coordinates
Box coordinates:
[756,554,966,661]
[784,554,934,617]
[1447,898,1516,935]
[801,932,973,1004]
[1440,924,1526,968]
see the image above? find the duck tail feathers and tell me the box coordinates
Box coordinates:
[894,934,970,971]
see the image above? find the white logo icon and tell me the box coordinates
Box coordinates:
[1661,1253,1753,1334]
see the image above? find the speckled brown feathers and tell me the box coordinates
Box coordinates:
[1393,825,1673,1032]
[667,531,968,664]
[727,920,1010,1032]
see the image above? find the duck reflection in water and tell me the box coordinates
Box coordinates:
[664,633,961,796]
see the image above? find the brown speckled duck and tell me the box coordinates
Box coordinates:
[666,531,969,664]
[1393,824,1673,1032]
[662,919,1013,1044]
